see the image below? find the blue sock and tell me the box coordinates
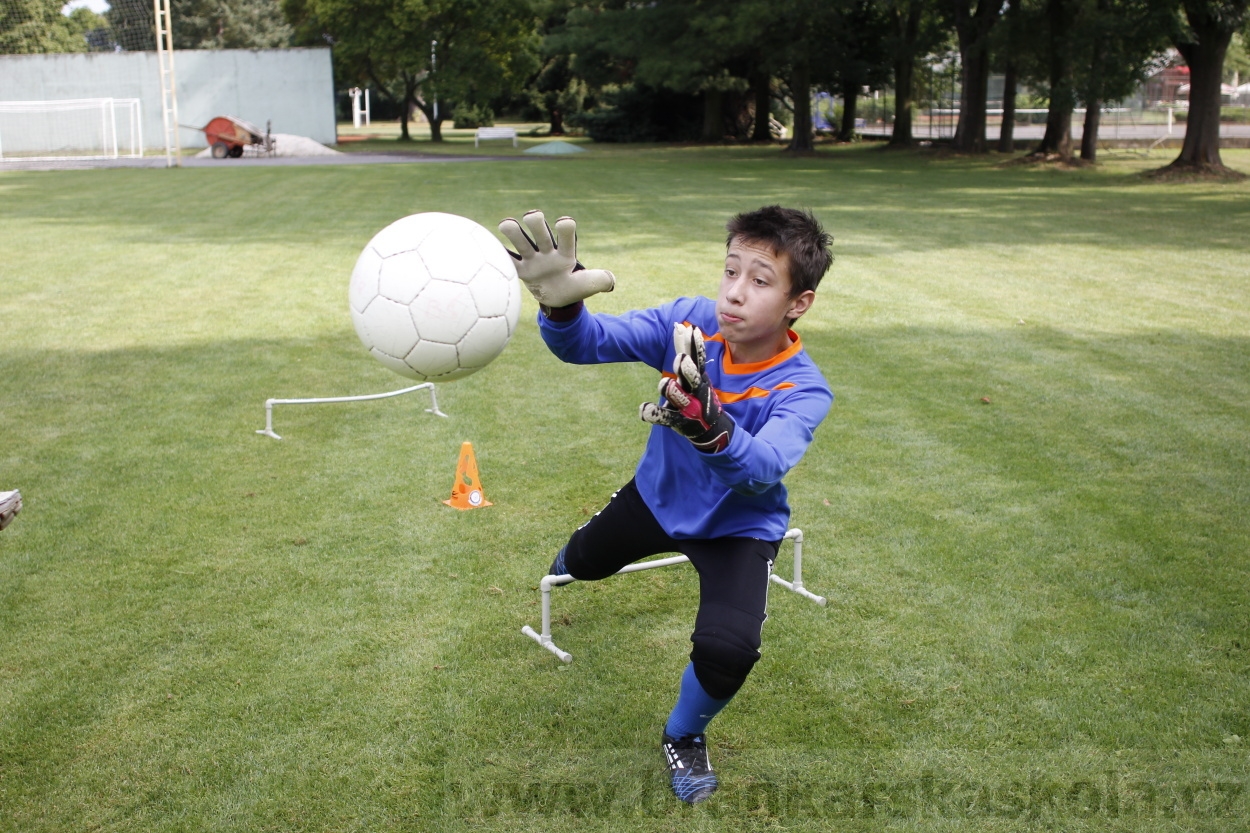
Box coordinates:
[665,662,732,739]
[549,546,568,576]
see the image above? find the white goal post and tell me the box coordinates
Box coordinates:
[0,98,143,162]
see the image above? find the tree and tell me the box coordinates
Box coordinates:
[1012,0,1169,162]
[0,0,100,53]
[559,0,761,142]
[521,1,590,136]
[528,54,588,135]
[724,0,847,152]
[287,0,538,142]
[106,0,160,51]
[173,0,292,49]
[995,0,1022,152]
[949,0,1003,152]
[827,0,893,142]
[1075,0,1171,161]
[1030,0,1082,159]
[886,0,948,146]
[1159,0,1250,173]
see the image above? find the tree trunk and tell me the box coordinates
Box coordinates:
[838,84,859,142]
[889,3,920,147]
[412,100,445,142]
[702,88,723,142]
[788,65,813,152]
[1032,0,1077,159]
[1079,0,1107,162]
[752,72,772,142]
[998,62,1017,153]
[1037,102,1073,158]
[953,47,991,151]
[400,73,416,141]
[952,0,999,153]
[1169,16,1236,171]
[1080,98,1101,161]
[549,107,565,136]
[997,0,1018,153]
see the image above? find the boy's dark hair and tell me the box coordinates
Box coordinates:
[725,206,833,296]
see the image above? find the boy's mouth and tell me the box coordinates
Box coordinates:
[719,311,743,325]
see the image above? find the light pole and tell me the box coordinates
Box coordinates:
[430,40,438,122]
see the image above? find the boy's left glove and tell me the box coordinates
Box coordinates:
[640,323,735,454]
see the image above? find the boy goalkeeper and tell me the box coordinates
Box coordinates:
[499,206,833,805]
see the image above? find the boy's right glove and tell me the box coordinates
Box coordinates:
[498,210,615,309]
[639,323,735,454]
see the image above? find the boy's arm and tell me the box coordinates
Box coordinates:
[540,298,697,371]
[697,390,832,495]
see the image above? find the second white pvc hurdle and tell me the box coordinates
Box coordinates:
[522,527,826,663]
[256,382,446,440]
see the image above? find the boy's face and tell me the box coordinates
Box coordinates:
[716,237,814,358]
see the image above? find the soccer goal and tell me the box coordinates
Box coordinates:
[0,98,143,161]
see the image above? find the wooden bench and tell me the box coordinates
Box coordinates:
[475,126,517,148]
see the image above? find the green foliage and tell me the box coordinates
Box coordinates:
[452,102,494,128]
[172,0,293,49]
[523,51,589,134]
[1226,31,1250,82]
[0,0,96,53]
[570,82,703,142]
[105,0,160,51]
[284,0,539,139]
[1075,0,1173,105]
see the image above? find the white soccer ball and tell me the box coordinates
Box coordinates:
[348,212,523,382]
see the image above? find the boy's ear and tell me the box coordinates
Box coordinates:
[786,290,815,321]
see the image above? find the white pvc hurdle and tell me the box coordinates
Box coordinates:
[255,382,446,440]
[522,527,826,663]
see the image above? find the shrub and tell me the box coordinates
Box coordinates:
[452,104,494,129]
[570,83,702,143]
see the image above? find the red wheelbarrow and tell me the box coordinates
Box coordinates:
[199,115,275,159]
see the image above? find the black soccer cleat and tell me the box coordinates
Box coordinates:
[662,732,718,804]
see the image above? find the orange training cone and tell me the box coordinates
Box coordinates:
[444,441,492,510]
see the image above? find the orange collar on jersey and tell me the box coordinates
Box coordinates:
[702,329,803,375]
[659,373,797,404]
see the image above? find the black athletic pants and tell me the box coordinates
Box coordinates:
[559,479,780,700]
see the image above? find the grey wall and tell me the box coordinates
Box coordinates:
[0,48,335,150]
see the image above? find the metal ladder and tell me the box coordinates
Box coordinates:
[154,0,181,167]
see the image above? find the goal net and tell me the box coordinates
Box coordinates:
[0,97,143,160]
[0,0,174,165]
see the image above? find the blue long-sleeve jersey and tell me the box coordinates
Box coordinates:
[539,296,833,541]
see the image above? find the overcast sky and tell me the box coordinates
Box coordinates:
[63,0,111,13]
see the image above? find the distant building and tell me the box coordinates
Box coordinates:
[1144,63,1189,105]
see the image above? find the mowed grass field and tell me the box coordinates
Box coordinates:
[1,145,1249,832]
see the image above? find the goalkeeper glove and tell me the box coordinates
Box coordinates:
[639,323,735,454]
[498,210,615,310]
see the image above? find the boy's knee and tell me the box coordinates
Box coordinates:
[559,533,615,582]
[689,628,761,700]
